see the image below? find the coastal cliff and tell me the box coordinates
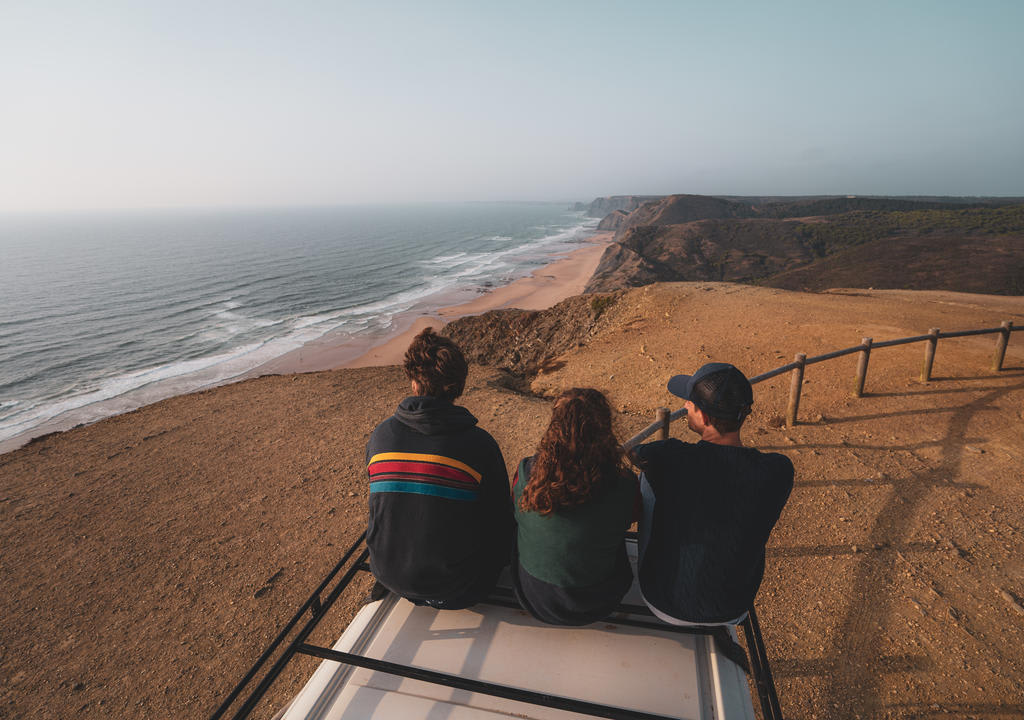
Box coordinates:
[582,195,1024,296]
[583,195,664,218]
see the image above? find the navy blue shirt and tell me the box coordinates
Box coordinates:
[634,439,793,623]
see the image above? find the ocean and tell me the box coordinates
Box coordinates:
[0,203,598,452]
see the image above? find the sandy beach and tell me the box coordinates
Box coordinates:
[262,232,612,372]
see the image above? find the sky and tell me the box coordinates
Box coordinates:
[2,0,1023,212]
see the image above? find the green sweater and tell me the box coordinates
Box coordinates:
[512,457,636,588]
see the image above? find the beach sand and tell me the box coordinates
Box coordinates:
[247,233,611,373]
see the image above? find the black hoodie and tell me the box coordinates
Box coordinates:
[365,396,512,602]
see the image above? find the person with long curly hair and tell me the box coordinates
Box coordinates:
[511,388,638,625]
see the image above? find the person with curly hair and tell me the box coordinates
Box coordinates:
[366,327,513,609]
[511,388,638,625]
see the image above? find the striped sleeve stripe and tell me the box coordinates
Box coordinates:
[369,481,477,501]
[369,473,477,491]
[368,452,482,482]
[368,460,478,486]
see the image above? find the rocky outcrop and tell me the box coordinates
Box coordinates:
[585,220,814,293]
[596,209,630,231]
[609,195,759,240]
[442,292,623,378]
[585,195,663,218]
[585,241,666,291]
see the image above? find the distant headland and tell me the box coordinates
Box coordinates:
[573,194,1024,296]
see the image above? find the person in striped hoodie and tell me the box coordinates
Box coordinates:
[365,328,512,609]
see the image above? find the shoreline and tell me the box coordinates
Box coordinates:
[250,232,612,372]
[0,232,611,454]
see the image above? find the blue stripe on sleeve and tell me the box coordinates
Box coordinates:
[369,480,478,501]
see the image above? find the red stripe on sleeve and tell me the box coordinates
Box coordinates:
[369,460,478,485]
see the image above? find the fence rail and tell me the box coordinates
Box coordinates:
[624,321,1018,449]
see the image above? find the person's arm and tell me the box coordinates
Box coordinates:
[629,440,666,476]
[625,445,645,470]
[480,438,514,564]
[628,471,642,525]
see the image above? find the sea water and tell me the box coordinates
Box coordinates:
[0,203,598,451]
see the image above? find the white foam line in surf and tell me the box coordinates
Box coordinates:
[0,215,604,447]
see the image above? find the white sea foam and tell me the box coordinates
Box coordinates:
[425,251,468,265]
[0,206,600,451]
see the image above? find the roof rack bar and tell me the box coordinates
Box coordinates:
[229,547,370,720]
[209,531,368,720]
[482,594,742,639]
[296,643,681,720]
[213,529,784,719]
[741,608,784,720]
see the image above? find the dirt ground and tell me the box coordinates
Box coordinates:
[1,282,1022,719]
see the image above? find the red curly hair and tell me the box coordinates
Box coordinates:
[519,388,625,515]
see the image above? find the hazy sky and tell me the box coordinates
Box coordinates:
[2,1,1022,211]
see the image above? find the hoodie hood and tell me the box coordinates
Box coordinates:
[394,396,479,436]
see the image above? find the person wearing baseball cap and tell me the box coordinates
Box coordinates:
[629,362,794,626]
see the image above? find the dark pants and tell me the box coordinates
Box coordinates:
[408,562,505,611]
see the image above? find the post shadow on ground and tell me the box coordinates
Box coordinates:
[766,378,1024,718]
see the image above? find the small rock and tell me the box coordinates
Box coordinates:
[998,589,1024,616]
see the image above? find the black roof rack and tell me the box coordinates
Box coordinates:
[209,531,783,720]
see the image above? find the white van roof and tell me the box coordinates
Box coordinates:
[279,542,756,720]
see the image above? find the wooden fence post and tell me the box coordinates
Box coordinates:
[786,354,806,428]
[657,407,671,440]
[922,328,939,381]
[853,338,872,397]
[992,321,1012,372]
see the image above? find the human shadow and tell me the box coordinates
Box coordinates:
[803,377,1024,717]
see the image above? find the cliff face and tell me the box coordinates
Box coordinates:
[583,199,1024,295]
[441,293,623,378]
[585,195,664,218]
[596,209,630,231]
[610,194,758,238]
[586,219,814,292]
[595,194,1016,238]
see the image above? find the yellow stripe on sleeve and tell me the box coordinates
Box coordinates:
[368,452,483,482]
